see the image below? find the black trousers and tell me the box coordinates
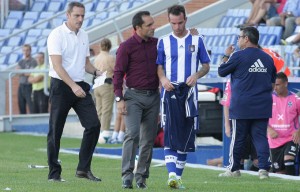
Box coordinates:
[47,78,100,179]
[32,89,49,113]
[18,84,34,114]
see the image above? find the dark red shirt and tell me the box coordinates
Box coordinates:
[113,33,159,97]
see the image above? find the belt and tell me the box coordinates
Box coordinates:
[128,87,158,95]
[104,78,112,84]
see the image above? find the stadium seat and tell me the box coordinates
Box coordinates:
[23,11,40,22]
[84,2,95,11]
[27,29,42,37]
[42,29,52,37]
[6,36,23,46]
[119,2,132,12]
[7,11,23,20]
[19,19,35,29]
[46,1,63,12]
[4,18,19,29]
[51,18,64,28]
[95,11,109,20]
[0,46,14,54]
[23,36,38,46]
[39,11,55,19]
[12,29,27,40]
[7,53,20,65]
[37,38,47,47]
[30,1,47,12]
[95,1,108,11]
[0,55,7,65]
[0,29,11,46]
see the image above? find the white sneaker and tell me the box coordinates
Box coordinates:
[258,169,269,179]
[218,170,241,177]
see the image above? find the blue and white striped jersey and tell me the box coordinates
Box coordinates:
[156,31,211,88]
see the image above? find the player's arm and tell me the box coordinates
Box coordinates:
[186,63,210,87]
[157,65,174,91]
[85,57,102,76]
[50,55,86,98]
[267,125,278,139]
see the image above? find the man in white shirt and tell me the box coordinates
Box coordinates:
[47,2,102,182]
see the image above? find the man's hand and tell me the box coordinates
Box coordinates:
[268,127,278,139]
[292,129,300,144]
[71,84,86,98]
[225,44,235,56]
[161,77,174,91]
[117,100,127,115]
[186,74,198,87]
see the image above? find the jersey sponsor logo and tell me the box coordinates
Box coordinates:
[249,59,267,73]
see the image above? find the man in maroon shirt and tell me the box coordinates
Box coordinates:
[113,11,160,189]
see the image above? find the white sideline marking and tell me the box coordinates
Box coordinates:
[59,149,300,181]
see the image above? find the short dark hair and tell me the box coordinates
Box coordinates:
[167,5,186,19]
[132,11,150,30]
[276,72,288,82]
[100,38,112,51]
[37,52,44,57]
[67,1,85,14]
[240,26,259,45]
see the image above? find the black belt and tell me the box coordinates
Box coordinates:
[104,78,112,84]
[128,88,158,95]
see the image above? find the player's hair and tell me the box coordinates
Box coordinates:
[100,38,112,52]
[67,1,85,14]
[240,26,259,45]
[276,72,288,82]
[37,52,44,57]
[132,11,150,30]
[167,5,186,19]
[23,44,31,51]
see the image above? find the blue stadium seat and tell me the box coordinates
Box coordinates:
[27,29,42,37]
[42,29,52,37]
[0,55,7,65]
[6,36,23,46]
[46,1,63,12]
[12,29,27,40]
[4,18,19,29]
[51,18,64,28]
[119,2,132,12]
[23,11,40,22]
[7,53,20,65]
[257,26,283,45]
[7,11,23,20]
[259,34,276,46]
[95,1,108,11]
[19,19,36,29]
[1,46,14,54]
[30,1,47,11]
[23,36,38,46]
[0,29,11,46]
[95,11,108,20]
[39,11,55,19]
[37,38,47,47]
[84,2,95,11]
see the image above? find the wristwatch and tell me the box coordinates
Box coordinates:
[115,96,123,102]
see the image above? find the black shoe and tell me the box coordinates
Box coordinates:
[136,183,147,189]
[48,177,66,182]
[75,170,101,182]
[122,180,133,189]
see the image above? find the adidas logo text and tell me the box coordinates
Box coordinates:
[249,59,267,73]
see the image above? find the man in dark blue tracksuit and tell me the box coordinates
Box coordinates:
[218,27,276,179]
